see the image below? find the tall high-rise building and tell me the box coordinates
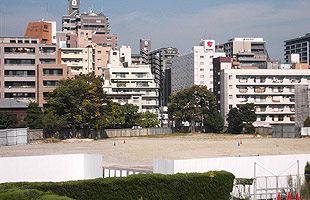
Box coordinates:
[68,0,80,16]
[139,40,178,107]
[284,33,310,65]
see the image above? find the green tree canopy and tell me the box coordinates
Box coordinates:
[0,112,17,129]
[227,103,256,134]
[138,111,159,128]
[169,85,218,132]
[25,102,43,129]
[204,110,224,133]
[46,73,110,137]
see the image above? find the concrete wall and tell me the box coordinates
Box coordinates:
[102,128,173,138]
[154,154,310,178]
[0,154,102,183]
[0,128,27,146]
[272,125,297,138]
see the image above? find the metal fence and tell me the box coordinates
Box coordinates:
[232,174,310,200]
[0,128,28,146]
[102,128,173,138]
[103,167,152,178]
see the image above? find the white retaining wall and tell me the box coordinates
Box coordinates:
[154,154,310,178]
[301,127,310,136]
[0,128,27,146]
[0,154,103,183]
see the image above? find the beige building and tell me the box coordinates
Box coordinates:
[60,45,110,76]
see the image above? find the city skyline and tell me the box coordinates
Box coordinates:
[0,0,309,60]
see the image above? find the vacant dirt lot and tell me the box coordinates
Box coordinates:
[1,134,310,170]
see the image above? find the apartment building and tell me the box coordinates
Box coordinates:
[61,44,112,76]
[219,37,269,68]
[171,40,225,94]
[0,37,68,106]
[103,46,159,114]
[284,33,310,64]
[217,67,310,127]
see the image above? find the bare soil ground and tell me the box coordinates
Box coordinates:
[1,134,310,170]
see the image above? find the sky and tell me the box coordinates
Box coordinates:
[0,0,309,60]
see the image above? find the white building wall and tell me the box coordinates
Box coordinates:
[0,154,103,183]
[220,69,310,127]
[154,154,309,178]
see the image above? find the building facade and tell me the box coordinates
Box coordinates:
[0,37,69,106]
[284,33,310,64]
[217,68,310,127]
[103,46,159,114]
[171,40,225,94]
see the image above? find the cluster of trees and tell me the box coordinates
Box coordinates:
[0,73,159,138]
[169,85,256,134]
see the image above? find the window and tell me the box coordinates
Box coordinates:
[229,105,233,109]
[229,95,233,99]
[200,68,204,71]
[229,75,233,80]
[200,75,204,78]
[200,81,204,84]
[200,56,204,58]
[200,62,204,65]
[229,85,233,89]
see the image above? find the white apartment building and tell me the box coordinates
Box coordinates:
[103,46,159,114]
[171,40,225,93]
[219,68,310,127]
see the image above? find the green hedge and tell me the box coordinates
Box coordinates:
[0,188,72,200]
[0,171,235,200]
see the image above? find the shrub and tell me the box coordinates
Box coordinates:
[0,171,235,200]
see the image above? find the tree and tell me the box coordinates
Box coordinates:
[138,112,159,128]
[25,102,43,129]
[102,102,125,128]
[169,85,217,133]
[227,103,257,134]
[0,112,17,129]
[204,110,224,133]
[304,117,310,127]
[306,162,310,184]
[46,73,110,137]
[227,108,243,134]
[122,104,140,128]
